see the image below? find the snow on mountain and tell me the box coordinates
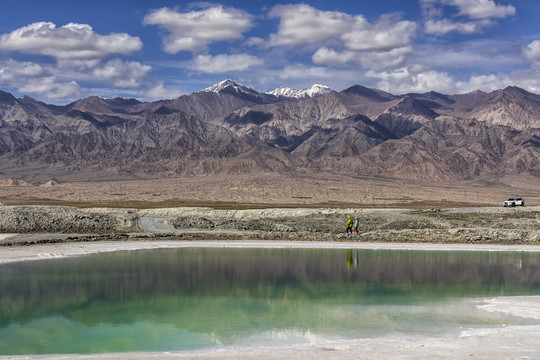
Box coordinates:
[265,86,297,98]
[201,80,332,100]
[201,79,263,98]
[266,84,332,99]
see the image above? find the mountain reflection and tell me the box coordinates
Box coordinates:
[0,247,539,354]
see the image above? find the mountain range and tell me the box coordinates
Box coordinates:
[0,79,538,182]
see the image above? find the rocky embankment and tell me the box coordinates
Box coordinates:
[0,205,539,245]
[0,206,139,233]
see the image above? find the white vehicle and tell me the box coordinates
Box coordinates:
[504,197,524,207]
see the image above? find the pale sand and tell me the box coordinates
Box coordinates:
[1,240,540,360]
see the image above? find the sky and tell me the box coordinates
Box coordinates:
[1,0,540,104]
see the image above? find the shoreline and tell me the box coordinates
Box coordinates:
[3,324,540,360]
[1,239,540,265]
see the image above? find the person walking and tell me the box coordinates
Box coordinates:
[346,216,353,234]
[354,216,359,234]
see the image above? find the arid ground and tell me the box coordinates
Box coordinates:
[1,173,539,208]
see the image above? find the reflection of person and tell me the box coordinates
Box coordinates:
[346,216,353,233]
[354,217,359,234]
[347,249,353,269]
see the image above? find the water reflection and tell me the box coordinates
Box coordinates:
[0,248,539,354]
[347,249,359,269]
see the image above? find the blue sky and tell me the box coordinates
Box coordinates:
[1,0,539,104]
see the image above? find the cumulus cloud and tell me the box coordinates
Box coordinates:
[92,59,151,87]
[0,20,149,100]
[421,0,515,35]
[524,40,540,67]
[7,59,45,77]
[366,66,540,96]
[415,40,526,73]
[455,73,513,92]
[0,21,151,101]
[268,4,416,70]
[312,47,354,66]
[268,5,416,52]
[424,19,478,35]
[17,76,82,99]
[267,4,352,47]
[341,16,417,52]
[0,57,149,101]
[367,67,456,94]
[0,59,82,100]
[144,82,185,100]
[0,22,142,60]
[278,64,333,80]
[313,46,413,71]
[190,54,263,73]
[143,5,252,54]
[357,46,414,70]
[451,0,515,19]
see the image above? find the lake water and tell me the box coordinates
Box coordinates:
[0,247,539,355]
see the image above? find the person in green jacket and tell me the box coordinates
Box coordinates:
[346,216,353,233]
[354,216,359,234]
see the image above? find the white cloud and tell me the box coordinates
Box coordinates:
[358,46,413,70]
[367,67,456,94]
[414,39,525,71]
[455,73,512,92]
[524,40,540,67]
[313,46,413,70]
[366,65,540,96]
[0,22,142,60]
[143,5,252,54]
[451,0,515,20]
[92,59,151,88]
[267,4,352,47]
[268,5,416,52]
[268,5,416,71]
[143,82,185,100]
[17,75,82,100]
[8,59,46,77]
[341,16,417,52]
[0,20,152,101]
[247,37,264,47]
[190,54,263,73]
[0,56,151,101]
[421,0,515,35]
[424,19,478,35]
[278,64,333,80]
[0,59,81,100]
[312,47,354,66]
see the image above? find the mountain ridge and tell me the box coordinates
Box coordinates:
[0,81,538,182]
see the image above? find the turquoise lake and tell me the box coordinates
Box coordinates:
[1,247,539,355]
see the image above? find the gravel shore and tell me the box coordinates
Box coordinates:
[1,205,539,246]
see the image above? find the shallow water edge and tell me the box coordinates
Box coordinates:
[1,241,539,360]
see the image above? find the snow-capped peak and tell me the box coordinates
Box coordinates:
[265,84,332,99]
[201,79,261,97]
[265,86,297,98]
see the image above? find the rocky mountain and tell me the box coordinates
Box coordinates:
[0,81,538,182]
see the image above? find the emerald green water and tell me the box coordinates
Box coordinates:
[1,248,539,355]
